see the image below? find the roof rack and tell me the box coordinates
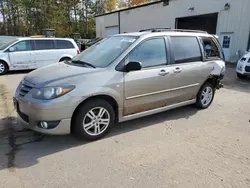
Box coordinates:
[139,28,171,32]
[139,28,208,34]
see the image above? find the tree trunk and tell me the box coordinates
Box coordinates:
[0,1,7,35]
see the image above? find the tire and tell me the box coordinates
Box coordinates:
[237,73,246,79]
[72,99,115,141]
[196,82,215,109]
[0,61,9,75]
[59,57,71,62]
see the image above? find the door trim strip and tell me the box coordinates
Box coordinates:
[119,99,196,122]
[126,83,199,100]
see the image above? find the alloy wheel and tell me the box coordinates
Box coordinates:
[82,107,110,136]
[0,63,5,73]
[201,86,213,106]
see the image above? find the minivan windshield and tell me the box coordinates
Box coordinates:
[0,37,18,50]
[70,36,138,68]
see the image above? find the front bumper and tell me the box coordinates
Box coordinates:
[236,61,250,76]
[17,114,71,135]
[14,95,82,135]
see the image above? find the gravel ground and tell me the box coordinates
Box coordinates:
[0,66,250,188]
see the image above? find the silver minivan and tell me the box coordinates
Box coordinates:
[14,29,225,141]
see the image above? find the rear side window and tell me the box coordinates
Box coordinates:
[171,36,202,64]
[56,40,75,49]
[200,37,221,59]
[34,40,54,50]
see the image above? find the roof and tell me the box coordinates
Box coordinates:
[18,37,74,40]
[95,1,163,17]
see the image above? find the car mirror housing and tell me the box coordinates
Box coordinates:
[9,47,15,52]
[125,61,142,72]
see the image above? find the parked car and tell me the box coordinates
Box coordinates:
[14,29,225,141]
[85,37,103,49]
[236,51,250,79]
[0,37,80,75]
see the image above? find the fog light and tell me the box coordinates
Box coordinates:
[40,122,48,129]
[37,121,60,129]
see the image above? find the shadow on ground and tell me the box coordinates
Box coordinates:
[4,70,33,75]
[222,64,250,93]
[0,105,198,170]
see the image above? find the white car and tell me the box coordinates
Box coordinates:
[236,51,250,79]
[0,37,80,75]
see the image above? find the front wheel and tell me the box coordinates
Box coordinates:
[0,61,8,75]
[196,82,215,109]
[72,99,115,141]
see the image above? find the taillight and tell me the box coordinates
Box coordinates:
[77,49,80,54]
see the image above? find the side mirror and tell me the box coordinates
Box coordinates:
[125,61,142,72]
[9,47,15,52]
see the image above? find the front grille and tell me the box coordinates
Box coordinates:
[245,66,250,72]
[19,80,34,97]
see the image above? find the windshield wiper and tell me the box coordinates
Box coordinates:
[71,60,96,68]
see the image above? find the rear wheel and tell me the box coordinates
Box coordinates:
[196,82,215,109]
[237,73,246,79]
[72,99,115,141]
[0,61,8,75]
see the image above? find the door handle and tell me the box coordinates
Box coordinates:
[158,69,169,76]
[173,67,182,73]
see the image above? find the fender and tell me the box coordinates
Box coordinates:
[71,86,123,109]
[0,54,11,69]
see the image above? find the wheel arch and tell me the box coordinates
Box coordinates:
[0,59,9,73]
[0,59,10,68]
[200,75,219,90]
[70,94,119,133]
[59,56,72,62]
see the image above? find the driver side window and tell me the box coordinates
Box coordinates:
[128,38,167,68]
[11,40,32,52]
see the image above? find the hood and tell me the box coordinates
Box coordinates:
[24,62,100,87]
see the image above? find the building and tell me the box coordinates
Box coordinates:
[95,0,250,63]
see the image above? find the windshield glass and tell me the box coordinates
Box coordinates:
[71,36,138,68]
[0,37,18,50]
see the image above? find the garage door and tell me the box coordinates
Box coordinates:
[105,26,119,37]
[176,13,218,34]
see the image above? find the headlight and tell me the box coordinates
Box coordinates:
[32,86,75,100]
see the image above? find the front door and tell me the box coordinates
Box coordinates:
[124,37,172,116]
[220,33,233,62]
[8,40,36,70]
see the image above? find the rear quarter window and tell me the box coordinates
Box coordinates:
[199,37,222,59]
[56,40,75,49]
[171,36,202,64]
